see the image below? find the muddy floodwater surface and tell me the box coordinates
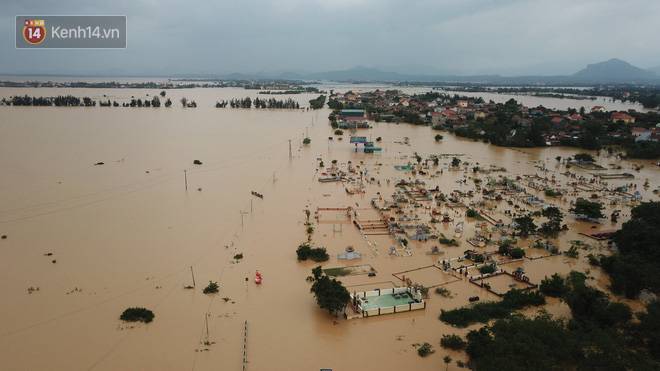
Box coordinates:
[0,86,658,371]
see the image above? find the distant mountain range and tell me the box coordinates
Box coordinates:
[215,58,660,85]
[3,58,658,85]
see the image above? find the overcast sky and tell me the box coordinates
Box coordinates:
[2,0,660,76]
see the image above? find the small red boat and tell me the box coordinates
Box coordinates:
[255,271,263,284]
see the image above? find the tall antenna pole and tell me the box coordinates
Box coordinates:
[184,170,188,191]
[288,140,292,159]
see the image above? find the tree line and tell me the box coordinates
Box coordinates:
[2,95,174,108]
[216,97,301,109]
[2,95,95,107]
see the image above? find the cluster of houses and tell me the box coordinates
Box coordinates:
[329,90,659,144]
[335,108,370,129]
[631,126,660,142]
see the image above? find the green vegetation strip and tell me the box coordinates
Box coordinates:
[439,289,545,328]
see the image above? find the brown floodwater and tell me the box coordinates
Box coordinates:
[0,86,658,371]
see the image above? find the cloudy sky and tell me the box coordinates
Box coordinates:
[2,0,660,76]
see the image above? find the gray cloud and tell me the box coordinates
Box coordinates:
[1,0,659,76]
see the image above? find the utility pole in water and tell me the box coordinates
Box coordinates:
[190,266,196,288]
[204,312,210,345]
[240,211,249,228]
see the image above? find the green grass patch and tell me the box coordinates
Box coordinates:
[323,267,351,277]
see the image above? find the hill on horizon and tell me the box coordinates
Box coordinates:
[571,58,657,83]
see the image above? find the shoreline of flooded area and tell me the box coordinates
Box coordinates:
[0,87,658,371]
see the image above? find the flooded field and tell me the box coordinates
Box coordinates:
[0,86,658,371]
[439,89,653,112]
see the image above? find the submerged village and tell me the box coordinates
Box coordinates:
[294,87,660,369]
[1,82,660,370]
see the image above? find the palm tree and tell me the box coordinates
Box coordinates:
[443,356,452,371]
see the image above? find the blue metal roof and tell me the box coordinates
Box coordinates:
[350,136,367,143]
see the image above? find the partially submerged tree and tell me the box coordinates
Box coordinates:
[203,281,220,294]
[466,209,481,218]
[308,266,350,316]
[440,334,466,350]
[309,95,326,109]
[571,198,604,219]
[514,214,537,237]
[417,342,434,357]
[540,206,564,236]
[443,355,452,371]
[479,263,497,274]
[509,247,525,259]
[540,273,568,297]
[296,243,329,262]
[120,307,155,323]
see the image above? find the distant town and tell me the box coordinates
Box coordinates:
[328,89,660,159]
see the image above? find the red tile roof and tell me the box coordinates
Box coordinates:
[611,112,634,121]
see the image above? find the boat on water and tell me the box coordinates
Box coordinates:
[255,271,263,284]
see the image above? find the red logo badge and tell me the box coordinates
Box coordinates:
[23,19,46,45]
